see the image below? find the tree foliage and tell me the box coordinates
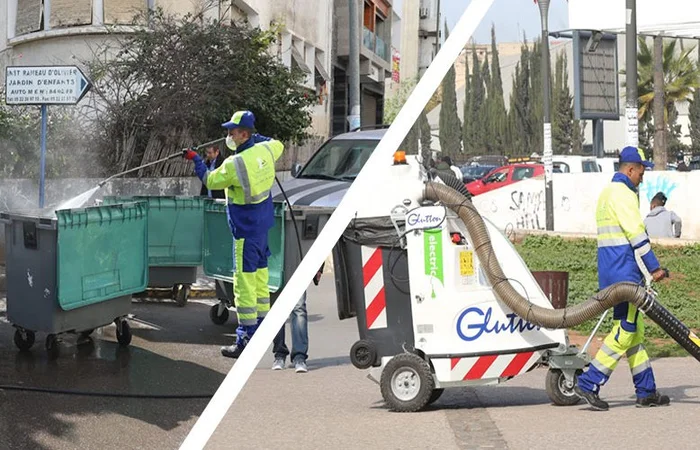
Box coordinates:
[85,9,315,176]
[438,30,462,158]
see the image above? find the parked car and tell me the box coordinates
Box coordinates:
[552,155,600,173]
[460,164,499,184]
[465,164,545,196]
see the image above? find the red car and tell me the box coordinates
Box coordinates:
[466,164,545,196]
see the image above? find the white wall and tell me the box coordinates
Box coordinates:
[568,0,700,35]
[472,172,700,239]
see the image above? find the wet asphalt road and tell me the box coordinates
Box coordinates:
[1,276,700,450]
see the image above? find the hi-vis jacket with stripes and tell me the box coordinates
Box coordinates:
[194,134,284,238]
[597,173,660,317]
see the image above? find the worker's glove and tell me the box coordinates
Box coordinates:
[183,148,199,160]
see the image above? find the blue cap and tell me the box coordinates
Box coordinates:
[619,146,654,169]
[222,110,255,130]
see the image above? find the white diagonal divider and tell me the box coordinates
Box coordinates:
[180,0,496,448]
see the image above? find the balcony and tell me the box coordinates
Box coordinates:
[362,27,390,62]
[363,27,374,51]
[375,36,389,61]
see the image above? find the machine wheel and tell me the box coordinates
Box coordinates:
[45,334,60,360]
[79,329,95,339]
[427,388,444,405]
[209,303,229,325]
[380,353,435,412]
[14,328,35,351]
[173,284,191,307]
[350,340,377,369]
[116,320,132,347]
[545,369,582,406]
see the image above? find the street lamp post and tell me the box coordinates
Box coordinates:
[625,0,638,147]
[536,0,554,231]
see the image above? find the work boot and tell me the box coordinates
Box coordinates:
[220,344,244,359]
[573,385,609,411]
[636,391,670,408]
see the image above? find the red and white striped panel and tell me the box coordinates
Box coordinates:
[447,351,541,382]
[361,246,387,330]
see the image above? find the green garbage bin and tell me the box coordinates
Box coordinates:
[102,196,204,306]
[1,202,148,358]
[202,199,285,324]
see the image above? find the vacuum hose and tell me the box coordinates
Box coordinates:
[424,182,700,362]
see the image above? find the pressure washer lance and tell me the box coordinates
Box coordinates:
[97,137,226,188]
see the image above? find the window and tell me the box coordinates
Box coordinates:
[553,162,570,173]
[484,168,509,184]
[582,160,600,172]
[512,167,535,181]
[299,139,379,181]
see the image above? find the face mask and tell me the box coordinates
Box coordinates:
[226,135,237,151]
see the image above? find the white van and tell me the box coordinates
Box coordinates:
[552,155,600,173]
[596,158,619,173]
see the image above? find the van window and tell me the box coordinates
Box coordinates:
[299,139,378,181]
[583,160,600,172]
[553,162,570,173]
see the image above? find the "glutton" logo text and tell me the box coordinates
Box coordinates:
[456,306,540,341]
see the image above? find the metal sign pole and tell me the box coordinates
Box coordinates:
[39,104,48,208]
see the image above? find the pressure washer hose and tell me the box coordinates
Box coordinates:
[424,181,700,362]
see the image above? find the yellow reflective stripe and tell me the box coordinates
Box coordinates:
[598,225,623,235]
[233,155,254,204]
[593,349,621,373]
[591,359,614,377]
[630,357,652,375]
[630,233,648,247]
[598,237,629,247]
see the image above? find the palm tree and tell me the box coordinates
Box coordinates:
[636,37,700,123]
[623,37,700,166]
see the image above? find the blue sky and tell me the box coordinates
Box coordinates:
[447,0,570,43]
[395,0,571,44]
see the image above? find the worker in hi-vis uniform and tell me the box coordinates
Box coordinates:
[184,110,283,358]
[574,146,670,410]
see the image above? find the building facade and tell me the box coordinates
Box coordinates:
[332,0,393,135]
[1,0,334,139]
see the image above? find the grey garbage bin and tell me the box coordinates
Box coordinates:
[1,202,148,358]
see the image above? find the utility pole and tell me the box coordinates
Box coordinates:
[625,0,638,147]
[537,0,554,231]
[348,0,361,131]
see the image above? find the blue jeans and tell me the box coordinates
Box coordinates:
[272,292,308,363]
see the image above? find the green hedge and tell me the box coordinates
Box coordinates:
[515,235,700,346]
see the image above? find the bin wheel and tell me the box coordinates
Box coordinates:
[14,328,35,352]
[45,334,60,360]
[380,353,435,412]
[350,340,377,369]
[427,388,444,405]
[209,303,229,325]
[545,369,582,406]
[116,320,132,347]
[173,284,191,307]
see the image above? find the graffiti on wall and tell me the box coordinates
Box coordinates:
[510,190,544,230]
[640,175,678,203]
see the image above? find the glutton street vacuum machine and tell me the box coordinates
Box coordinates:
[334,155,700,412]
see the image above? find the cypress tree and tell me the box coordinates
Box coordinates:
[462,56,473,155]
[552,52,574,153]
[439,25,463,158]
[470,44,485,153]
[489,25,507,155]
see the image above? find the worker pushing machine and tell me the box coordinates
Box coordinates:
[184,110,284,358]
[574,146,670,411]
